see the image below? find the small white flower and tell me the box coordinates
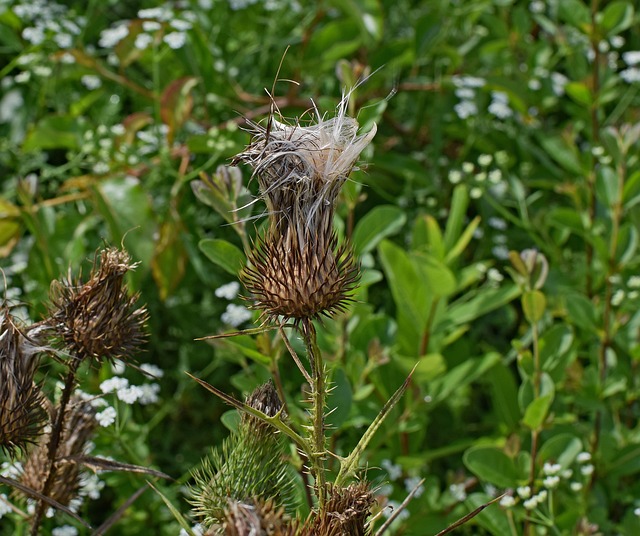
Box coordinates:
[454,100,478,119]
[0,90,24,123]
[561,469,573,479]
[627,276,640,288]
[381,459,402,481]
[453,75,486,88]
[528,79,542,91]
[470,187,483,199]
[551,72,569,96]
[92,162,110,175]
[610,36,625,49]
[477,154,492,167]
[142,21,162,32]
[543,462,562,476]
[543,475,560,489]
[404,476,424,498]
[449,483,467,501]
[0,494,12,518]
[221,304,252,327]
[95,406,116,427]
[475,172,487,183]
[523,497,537,510]
[52,526,78,536]
[54,33,73,48]
[489,100,513,119]
[581,464,594,476]
[570,482,583,492]
[536,490,548,502]
[138,7,171,20]
[171,19,192,31]
[620,67,640,83]
[462,162,475,173]
[163,32,186,49]
[99,24,129,48]
[454,87,475,100]
[448,169,463,184]
[22,26,45,45]
[215,281,240,300]
[623,51,640,66]
[100,377,129,394]
[15,71,31,84]
[499,495,516,507]
[81,75,102,90]
[611,289,625,307]
[634,507,640,517]
[516,485,531,499]
[488,217,507,231]
[529,1,545,14]
[79,473,104,500]
[111,124,125,136]
[134,33,154,50]
[577,451,592,463]
[137,383,160,405]
[117,385,143,404]
[140,363,164,378]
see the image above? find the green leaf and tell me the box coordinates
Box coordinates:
[379,239,431,334]
[595,165,620,208]
[564,292,598,330]
[486,363,521,430]
[522,290,546,323]
[522,393,553,429]
[430,352,500,405]
[220,335,270,366]
[601,1,634,36]
[199,238,245,275]
[326,368,352,429]
[445,216,481,264]
[558,0,591,28]
[352,205,406,256]
[412,214,444,259]
[220,409,241,433]
[539,136,583,175]
[465,493,513,536]
[443,185,469,251]
[23,114,84,151]
[412,251,457,297]
[536,434,583,469]
[565,82,592,106]
[446,284,521,326]
[539,325,575,372]
[463,446,521,488]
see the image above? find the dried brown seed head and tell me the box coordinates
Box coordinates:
[19,397,96,507]
[0,307,46,459]
[221,498,299,536]
[48,248,148,364]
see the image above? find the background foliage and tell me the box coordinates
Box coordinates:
[1,0,640,534]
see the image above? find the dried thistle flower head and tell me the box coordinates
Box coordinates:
[304,482,374,536]
[0,307,46,459]
[221,498,299,536]
[48,248,148,364]
[190,382,297,529]
[234,92,376,323]
[19,397,96,507]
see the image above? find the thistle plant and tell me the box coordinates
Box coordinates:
[189,89,418,534]
[0,247,159,534]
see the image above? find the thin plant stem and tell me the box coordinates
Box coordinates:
[301,318,326,508]
[30,358,81,535]
[525,318,541,536]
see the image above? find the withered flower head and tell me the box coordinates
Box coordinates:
[19,397,96,507]
[48,248,148,364]
[304,482,375,536]
[0,307,46,459]
[220,498,299,536]
[233,94,376,323]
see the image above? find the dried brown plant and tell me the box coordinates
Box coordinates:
[47,247,148,364]
[0,306,46,459]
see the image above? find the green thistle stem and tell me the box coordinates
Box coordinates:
[302,319,326,509]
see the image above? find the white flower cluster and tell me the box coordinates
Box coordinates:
[215,281,252,327]
[98,5,193,56]
[620,50,640,83]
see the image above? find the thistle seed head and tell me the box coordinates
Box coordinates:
[47,248,148,364]
[241,228,359,323]
[19,397,96,507]
[233,92,374,323]
[304,482,374,536]
[234,99,376,249]
[0,307,46,459]
[221,498,299,536]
